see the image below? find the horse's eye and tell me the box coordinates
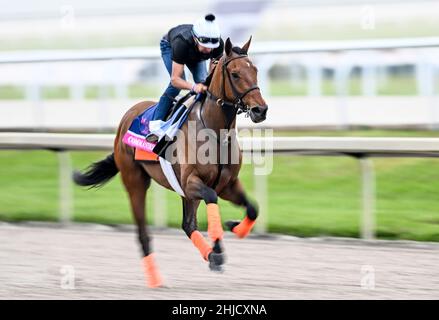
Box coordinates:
[231,72,240,79]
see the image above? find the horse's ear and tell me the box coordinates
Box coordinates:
[225,37,233,56]
[241,36,252,54]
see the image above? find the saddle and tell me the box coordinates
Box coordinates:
[152,93,206,158]
[164,92,194,121]
[122,92,204,162]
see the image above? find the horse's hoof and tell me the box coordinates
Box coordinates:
[208,252,225,273]
[209,263,224,273]
[225,220,240,232]
[147,280,164,288]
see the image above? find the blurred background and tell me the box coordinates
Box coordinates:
[1,0,439,241]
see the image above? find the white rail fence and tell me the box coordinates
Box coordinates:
[2,132,439,239]
[1,38,439,130]
[1,37,439,98]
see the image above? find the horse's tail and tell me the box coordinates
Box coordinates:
[73,153,119,188]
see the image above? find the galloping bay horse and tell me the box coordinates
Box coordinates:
[73,37,268,288]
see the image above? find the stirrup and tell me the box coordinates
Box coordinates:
[145,133,159,143]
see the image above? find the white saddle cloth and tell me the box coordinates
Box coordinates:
[159,157,185,197]
[153,96,196,198]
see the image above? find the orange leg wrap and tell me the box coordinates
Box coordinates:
[191,230,212,261]
[232,216,256,238]
[207,203,224,241]
[142,254,163,288]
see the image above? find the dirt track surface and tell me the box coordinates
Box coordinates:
[1,222,439,300]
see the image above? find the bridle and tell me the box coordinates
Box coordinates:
[198,51,260,190]
[205,53,260,129]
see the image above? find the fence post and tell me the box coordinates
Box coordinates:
[152,181,167,228]
[253,161,268,234]
[335,62,351,130]
[307,63,322,96]
[362,64,377,97]
[359,157,376,239]
[58,151,73,224]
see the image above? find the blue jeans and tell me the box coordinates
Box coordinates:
[152,38,208,121]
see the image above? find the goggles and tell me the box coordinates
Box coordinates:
[196,36,220,45]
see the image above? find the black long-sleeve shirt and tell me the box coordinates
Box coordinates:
[164,24,224,66]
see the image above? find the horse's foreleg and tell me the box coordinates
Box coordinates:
[120,165,163,288]
[185,176,225,271]
[181,198,212,261]
[219,178,258,239]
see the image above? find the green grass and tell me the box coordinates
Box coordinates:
[269,75,420,96]
[272,130,439,138]
[0,86,25,99]
[0,84,159,100]
[42,86,70,99]
[2,130,439,241]
[0,85,161,100]
[128,84,160,99]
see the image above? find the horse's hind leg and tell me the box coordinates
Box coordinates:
[181,198,224,272]
[219,178,258,239]
[119,163,163,288]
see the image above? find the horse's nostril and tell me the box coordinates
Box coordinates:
[252,106,267,117]
[253,106,263,115]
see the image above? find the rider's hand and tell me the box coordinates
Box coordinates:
[192,83,208,94]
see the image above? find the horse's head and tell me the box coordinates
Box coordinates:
[211,37,268,123]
